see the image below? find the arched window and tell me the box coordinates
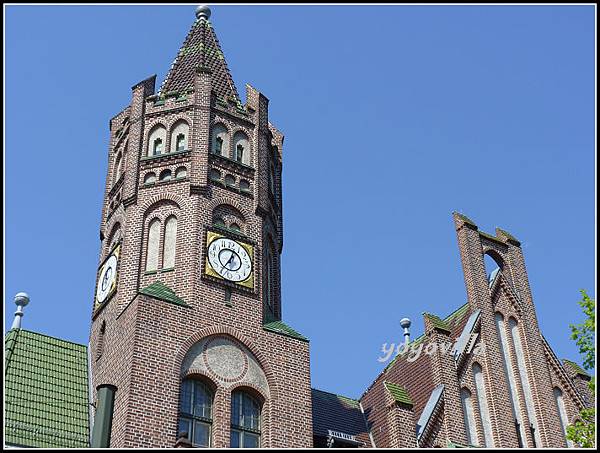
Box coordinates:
[461,388,479,446]
[553,387,572,447]
[179,379,213,448]
[148,125,167,156]
[175,166,187,179]
[146,219,161,271]
[509,317,541,447]
[494,312,527,446]
[233,132,250,165]
[211,124,228,156]
[268,164,275,195]
[96,321,106,361]
[209,169,221,182]
[264,246,274,315]
[472,363,494,447]
[114,152,123,183]
[213,217,225,228]
[225,174,235,187]
[144,172,157,185]
[240,180,250,192]
[163,216,177,269]
[230,223,241,232]
[230,390,261,448]
[159,169,172,182]
[170,121,189,153]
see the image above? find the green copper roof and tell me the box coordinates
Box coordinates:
[5,329,90,448]
[562,359,591,378]
[140,281,189,307]
[384,381,413,406]
[263,320,308,342]
[423,313,452,333]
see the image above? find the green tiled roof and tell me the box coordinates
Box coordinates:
[423,313,452,333]
[563,359,591,378]
[263,320,308,342]
[5,329,90,448]
[384,381,413,406]
[140,281,189,307]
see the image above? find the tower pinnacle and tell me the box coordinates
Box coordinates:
[196,5,211,20]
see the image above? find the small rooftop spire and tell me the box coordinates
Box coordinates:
[196,5,211,20]
[400,318,411,345]
[12,292,30,330]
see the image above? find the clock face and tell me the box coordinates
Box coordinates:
[207,238,252,282]
[95,245,120,307]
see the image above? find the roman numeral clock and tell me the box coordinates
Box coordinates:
[204,229,254,290]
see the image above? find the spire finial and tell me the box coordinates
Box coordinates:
[12,292,30,330]
[196,5,211,20]
[400,317,411,345]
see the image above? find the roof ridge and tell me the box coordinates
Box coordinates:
[5,329,87,349]
[312,387,359,402]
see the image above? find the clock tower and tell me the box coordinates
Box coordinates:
[88,6,313,448]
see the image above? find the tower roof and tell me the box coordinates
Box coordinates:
[159,7,239,101]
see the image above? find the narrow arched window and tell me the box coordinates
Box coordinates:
[230,391,261,448]
[472,363,494,447]
[163,216,177,270]
[268,165,275,195]
[494,312,526,446]
[146,219,161,271]
[553,387,572,447]
[178,379,213,447]
[264,247,274,315]
[148,125,167,157]
[233,132,250,165]
[114,152,123,183]
[211,124,228,156]
[96,321,106,361]
[170,121,189,153]
[461,388,479,446]
[509,317,541,447]
[153,138,163,156]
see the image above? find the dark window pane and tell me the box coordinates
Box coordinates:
[230,430,240,448]
[180,381,192,413]
[193,421,210,447]
[178,418,191,439]
[244,433,259,448]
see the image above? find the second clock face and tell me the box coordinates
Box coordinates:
[207,237,252,282]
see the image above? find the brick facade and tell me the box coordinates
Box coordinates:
[87,6,592,449]
[89,8,311,448]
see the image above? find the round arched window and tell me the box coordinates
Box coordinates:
[178,379,213,447]
[230,390,261,448]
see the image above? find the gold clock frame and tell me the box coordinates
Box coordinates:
[204,230,255,290]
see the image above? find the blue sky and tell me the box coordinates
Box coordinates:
[5,5,596,399]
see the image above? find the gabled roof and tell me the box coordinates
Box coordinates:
[263,319,308,342]
[140,281,189,307]
[562,358,592,379]
[4,329,90,448]
[159,14,239,101]
[311,389,371,446]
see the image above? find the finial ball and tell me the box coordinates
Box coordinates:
[400,318,411,329]
[15,292,30,307]
[196,5,211,20]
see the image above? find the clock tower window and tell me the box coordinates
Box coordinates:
[145,218,161,272]
[178,379,214,447]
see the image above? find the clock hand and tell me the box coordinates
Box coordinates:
[222,251,235,271]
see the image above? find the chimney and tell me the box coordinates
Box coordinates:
[400,318,411,346]
[11,292,30,330]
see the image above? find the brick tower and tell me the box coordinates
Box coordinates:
[88,6,312,448]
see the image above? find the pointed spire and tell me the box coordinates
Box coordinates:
[159,5,239,102]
